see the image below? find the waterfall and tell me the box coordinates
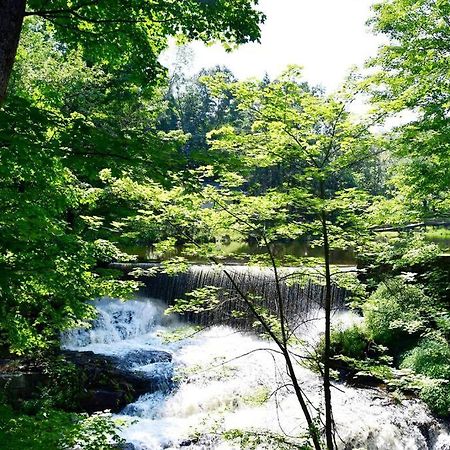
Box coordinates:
[112,263,346,329]
[63,297,450,450]
[62,297,172,349]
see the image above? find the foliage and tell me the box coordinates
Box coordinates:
[11,20,188,183]
[159,59,243,163]
[355,278,450,417]
[0,403,125,450]
[318,323,395,381]
[0,403,75,450]
[0,96,141,354]
[362,233,441,272]
[167,286,222,314]
[328,324,368,359]
[359,231,450,308]
[38,357,87,410]
[63,411,127,450]
[223,428,312,450]
[19,1,265,93]
[363,279,433,347]
[420,381,450,417]
[336,354,395,382]
[366,0,450,209]
[400,337,450,380]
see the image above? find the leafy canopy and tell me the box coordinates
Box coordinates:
[24,0,265,87]
[366,0,450,204]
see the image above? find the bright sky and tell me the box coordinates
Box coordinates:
[161,0,383,93]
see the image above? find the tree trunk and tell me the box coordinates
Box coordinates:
[320,181,334,450]
[264,235,323,450]
[0,0,26,104]
[284,349,323,450]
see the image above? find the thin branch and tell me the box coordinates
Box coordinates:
[25,0,101,16]
[320,101,347,168]
[190,347,285,376]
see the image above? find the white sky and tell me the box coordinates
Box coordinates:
[161,0,383,93]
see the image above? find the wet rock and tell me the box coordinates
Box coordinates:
[114,349,172,369]
[349,371,385,387]
[180,438,199,447]
[120,444,136,450]
[62,349,173,413]
[0,371,46,402]
[0,350,174,414]
[83,389,128,412]
[0,358,46,403]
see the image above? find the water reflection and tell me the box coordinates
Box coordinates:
[124,230,450,265]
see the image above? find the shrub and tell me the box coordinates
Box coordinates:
[399,338,450,417]
[63,411,126,450]
[0,404,74,450]
[40,356,87,410]
[400,337,450,379]
[329,324,368,359]
[420,381,450,417]
[0,403,125,450]
[363,279,431,347]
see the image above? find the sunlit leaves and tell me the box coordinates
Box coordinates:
[23,0,265,90]
[0,97,139,354]
[366,0,450,204]
[166,286,222,314]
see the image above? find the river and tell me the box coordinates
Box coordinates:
[62,296,450,450]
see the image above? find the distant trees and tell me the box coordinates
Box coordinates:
[119,66,385,449]
[159,62,241,162]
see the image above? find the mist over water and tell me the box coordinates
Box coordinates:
[63,297,450,450]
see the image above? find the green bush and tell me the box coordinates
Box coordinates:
[363,279,431,347]
[63,411,126,450]
[329,324,368,359]
[398,338,450,417]
[400,337,450,379]
[420,381,450,417]
[39,356,87,411]
[0,403,125,450]
[0,404,74,450]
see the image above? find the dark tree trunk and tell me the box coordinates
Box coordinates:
[0,0,26,104]
[263,236,323,450]
[320,181,334,450]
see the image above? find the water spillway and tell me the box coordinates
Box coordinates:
[63,294,450,449]
[113,263,347,328]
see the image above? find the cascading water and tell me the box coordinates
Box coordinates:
[114,264,346,329]
[63,293,450,450]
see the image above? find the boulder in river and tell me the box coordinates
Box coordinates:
[62,349,174,413]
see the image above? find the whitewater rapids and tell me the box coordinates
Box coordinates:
[62,297,450,450]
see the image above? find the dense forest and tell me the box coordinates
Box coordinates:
[0,0,449,449]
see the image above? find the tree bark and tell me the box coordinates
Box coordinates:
[263,236,323,450]
[284,348,323,450]
[320,181,334,450]
[0,0,26,104]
